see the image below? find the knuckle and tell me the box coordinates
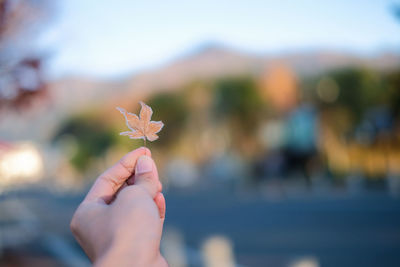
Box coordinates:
[69,203,86,235]
[101,174,120,192]
[118,158,133,174]
[158,180,163,192]
[70,214,79,235]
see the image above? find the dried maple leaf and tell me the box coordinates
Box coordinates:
[117,101,164,145]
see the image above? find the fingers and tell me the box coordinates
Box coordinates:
[134,155,162,198]
[154,192,166,219]
[84,147,150,203]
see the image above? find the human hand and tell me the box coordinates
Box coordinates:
[70,147,167,267]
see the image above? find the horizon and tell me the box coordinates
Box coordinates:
[45,42,400,81]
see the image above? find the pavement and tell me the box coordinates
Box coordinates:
[0,184,400,267]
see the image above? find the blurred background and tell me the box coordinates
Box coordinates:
[1,0,400,266]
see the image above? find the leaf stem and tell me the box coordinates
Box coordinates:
[144,138,146,147]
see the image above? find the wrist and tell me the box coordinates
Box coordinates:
[94,240,157,267]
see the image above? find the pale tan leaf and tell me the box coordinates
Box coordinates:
[147,121,164,134]
[117,102,164,143]
[139,101,153,128]
[120,131,144,139]
[146,133,159,141]
[116,107,142,132]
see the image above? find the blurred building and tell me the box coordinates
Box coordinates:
[0,141,44,190]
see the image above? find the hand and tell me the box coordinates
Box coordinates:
[70,147,167,267]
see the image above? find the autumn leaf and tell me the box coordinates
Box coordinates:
[117,102,164,144]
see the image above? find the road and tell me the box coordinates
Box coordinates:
[165,186,400,267]
[1,185,400,267]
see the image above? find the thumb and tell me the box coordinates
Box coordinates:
[134,155,161,198]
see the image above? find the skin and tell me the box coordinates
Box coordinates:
[70,147,168,267]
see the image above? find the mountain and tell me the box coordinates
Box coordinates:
[110,45,400,108]
[51,45,400,108]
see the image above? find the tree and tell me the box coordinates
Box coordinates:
[0,0,51,110]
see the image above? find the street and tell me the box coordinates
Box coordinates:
[1,185,400,267]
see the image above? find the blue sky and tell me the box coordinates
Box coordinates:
[38,0,400,78]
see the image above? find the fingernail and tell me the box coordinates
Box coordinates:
[136,155,153,174]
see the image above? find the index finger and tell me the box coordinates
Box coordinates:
[84,147,150,203]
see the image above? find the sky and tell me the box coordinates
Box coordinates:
[37,0,400,78]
